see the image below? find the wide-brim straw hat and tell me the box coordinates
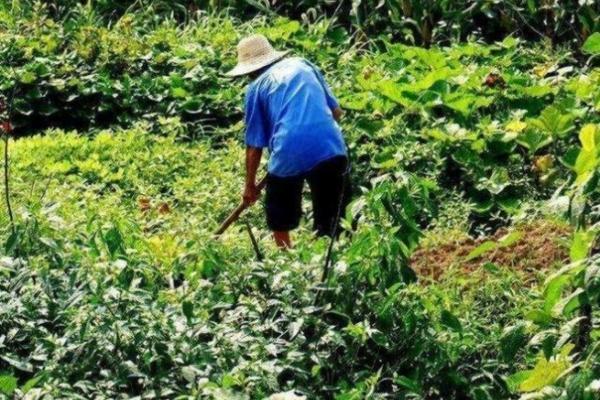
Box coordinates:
[225,34,289,77]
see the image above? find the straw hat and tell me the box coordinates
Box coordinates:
[225,34,289,77]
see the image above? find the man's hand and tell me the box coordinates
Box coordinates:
[242,183,260,207]
[332,107,343,122]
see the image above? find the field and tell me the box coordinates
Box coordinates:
[0,1,599,399]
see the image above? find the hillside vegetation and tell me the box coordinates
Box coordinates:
[0,2,599,399]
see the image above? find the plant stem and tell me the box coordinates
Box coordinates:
[3,132,14,234]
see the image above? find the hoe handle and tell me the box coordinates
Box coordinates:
[214,176,267,237]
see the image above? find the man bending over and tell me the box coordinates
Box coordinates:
[226,34,350,248]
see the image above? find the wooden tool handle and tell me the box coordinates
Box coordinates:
[214,176,267,237]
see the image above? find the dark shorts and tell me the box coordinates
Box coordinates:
[265,155,351,236]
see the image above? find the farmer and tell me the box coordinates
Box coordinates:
[226,34,350,249]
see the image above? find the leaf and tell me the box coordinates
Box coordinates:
[500,323,528,362]
[0,374,17,396]
[582,32,600,55]
[180,98,203,114]
[182,301,194,323]
[498,231,523,247]
[440,310,462,333]
[579,124,598,152]
[552,288,585,316]
[103,227,124,257]
[400,263,417,284]
[522,85,554,98]
[573,147,598,186]
[570,230,596,262]
[340,92,370,111]
[585,262,600,285]
[0,356,33,372]
[19,70,36,84]
[529,106,575,138]
[288,318,304,339]
[506,120,527,133]
[516,129,553,154]
[544,275,570,313]
[4,230,19,254]
[482,262,500,274]
[506,370,533,392]
[22,373,46,394]
[517,349,572,392]
[466,241,496,261]
[171,87,188,98]
[525,309,553,325]
[376,80,413,107]
[395,375,422,394]
[443,93,476,116]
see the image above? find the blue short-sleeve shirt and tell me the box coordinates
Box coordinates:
[244,57,347,177]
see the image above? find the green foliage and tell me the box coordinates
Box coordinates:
[583,32,600,55]
[0,2,599,399]
[0,374,17,396]
[508,345,574,393]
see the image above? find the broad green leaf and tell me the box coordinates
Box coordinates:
[525,309,553,325]
[340,92,370,111]
[0,374,17,396]
[506,370,532,392]
[477,168,511,195]
[395,375,422,393]
[552,288,585,316]
[402,46,448,69]
[482,262,500,274]
[376,80,412,107]
[443,93,476,116]
[180,98,203,114]
[103,227,124,257]
[182,301,194,323]
[582,32,600,55]
[517,348,572,392]
[19,70,36,84]
[465,241,496,261]
[440,310,462,333]
[506,120,527,133]
[522,85,554,98]
[500,324,528,362]
[22,373,46,393]
[544,274,570,313]
[573,148,598,185]
[499,231,523,247]
[570,230,596,261]
[501,36,518,48]
[579,124,598,152]
[529,106,575,138]
[497,196,521,213]
[544,260,587,286]
[171,87,188,98]
[516,130,553,154]
[407,67,457,92]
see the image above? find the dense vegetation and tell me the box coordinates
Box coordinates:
[0,1,599,399]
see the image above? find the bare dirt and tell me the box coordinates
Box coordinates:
[410,221,572,282]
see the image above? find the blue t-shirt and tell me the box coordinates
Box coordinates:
[244,57,347,177]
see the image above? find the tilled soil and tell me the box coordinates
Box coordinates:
[411,221,572,282]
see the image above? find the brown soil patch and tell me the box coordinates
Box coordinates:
[410,221,571,282]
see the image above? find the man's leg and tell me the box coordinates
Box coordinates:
[307,156,351,237]
[273,231,292,249]
[265,174,303,249]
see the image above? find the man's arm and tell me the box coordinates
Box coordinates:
[243,146,263,206]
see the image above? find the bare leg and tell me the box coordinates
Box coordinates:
[273,231,292,249]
